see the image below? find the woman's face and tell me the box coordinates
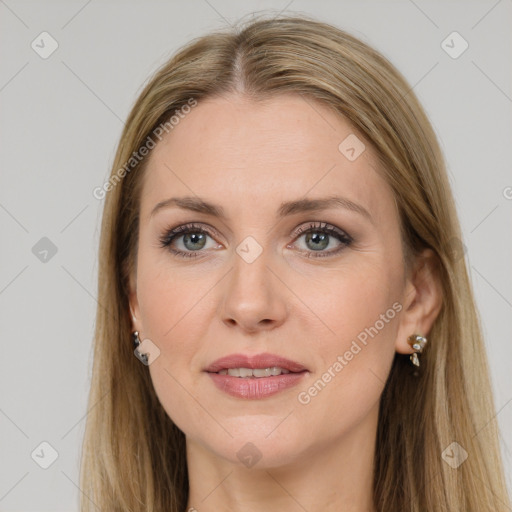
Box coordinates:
[130,93,415,468]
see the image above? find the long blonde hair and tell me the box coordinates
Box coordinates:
[80,13,510,511]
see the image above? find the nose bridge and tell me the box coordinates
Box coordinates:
[231,237,275,302]
[219,234,288,329]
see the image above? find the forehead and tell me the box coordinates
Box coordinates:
[139,94,394,224]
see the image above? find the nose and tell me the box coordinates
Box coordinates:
[219,245,289,334]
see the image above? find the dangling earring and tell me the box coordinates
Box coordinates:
[407,334,427,367]
[132,331,148,365]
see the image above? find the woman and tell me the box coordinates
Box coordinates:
[80,14,511,511]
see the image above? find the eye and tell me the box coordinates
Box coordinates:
[159,221,353,259]
[158,223,220,259]
[290,222,352,258]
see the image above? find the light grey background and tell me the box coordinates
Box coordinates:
[1,1,511,510]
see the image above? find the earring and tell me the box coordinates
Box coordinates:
[132,331,148,365]
[407,334,427,367]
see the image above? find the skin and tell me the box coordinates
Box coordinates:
[129,93,442,512]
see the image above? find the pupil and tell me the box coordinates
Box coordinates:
[184,233,206,250]
[307,232,328,251]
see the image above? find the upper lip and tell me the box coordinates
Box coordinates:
[205,353,307,373]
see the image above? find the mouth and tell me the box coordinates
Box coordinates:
[214,367,300,377]
[204,353,308,399]
[204,352,308,375]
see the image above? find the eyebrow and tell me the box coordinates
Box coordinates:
[150,195,373,224]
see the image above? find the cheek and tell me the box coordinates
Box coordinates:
[304,258,402,348]
[298,260,402,406]
[136,253,216,431]
[136,246,210,342]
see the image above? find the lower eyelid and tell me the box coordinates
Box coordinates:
[291,234,351,256]
[160,223,352,257]
[164,235,351,259]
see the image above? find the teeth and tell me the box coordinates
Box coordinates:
[238,368,253,378]
[219,367,291,377]
[253,368,271,377]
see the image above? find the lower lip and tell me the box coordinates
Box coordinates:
[207,371,308,399]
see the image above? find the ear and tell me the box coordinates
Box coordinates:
[395,248,443,355]
[128,270,142,334]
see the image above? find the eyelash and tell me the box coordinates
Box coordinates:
[158,222,353,259]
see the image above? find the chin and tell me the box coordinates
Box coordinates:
[185,415,308,469]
